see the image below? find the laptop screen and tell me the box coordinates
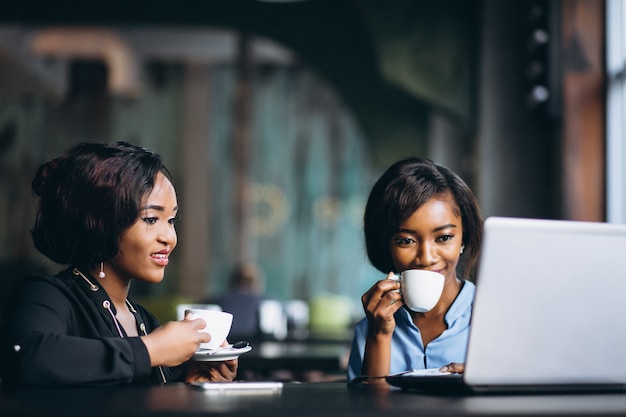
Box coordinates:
[463,217,626,387]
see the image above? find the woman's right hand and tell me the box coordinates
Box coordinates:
[360,272,403,381]
[141,317,210,367]
[361,272,403,337]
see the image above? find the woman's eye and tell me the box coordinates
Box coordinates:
[437,234,454,243]
[168,215,181,225]
[394,236,415,246]
[142,217,158,225]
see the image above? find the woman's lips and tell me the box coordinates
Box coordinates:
[151,253,169,266]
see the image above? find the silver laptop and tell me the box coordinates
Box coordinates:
[386,217,626,394]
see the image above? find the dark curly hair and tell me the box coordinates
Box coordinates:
[31,141,173,270]
[363,157,482,278]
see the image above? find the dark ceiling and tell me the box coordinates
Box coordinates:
[2,0,480,166]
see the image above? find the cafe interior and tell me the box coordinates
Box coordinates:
[1,0,625,414]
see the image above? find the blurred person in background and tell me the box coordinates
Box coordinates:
[208,262,267,342]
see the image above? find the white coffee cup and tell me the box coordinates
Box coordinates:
[185,309,233,350]
[390,270,445,312]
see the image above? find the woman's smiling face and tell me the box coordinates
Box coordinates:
[109,172,179,284]
[389,191,463,284]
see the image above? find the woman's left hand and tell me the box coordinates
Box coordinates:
[185,340,238,382]
[185,359,238,383]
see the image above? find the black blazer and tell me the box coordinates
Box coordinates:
[0,267,177,386]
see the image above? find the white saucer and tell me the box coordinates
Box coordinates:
[192,345,252,362]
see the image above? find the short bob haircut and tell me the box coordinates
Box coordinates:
[363,157,483,279]
[31,141,173,269]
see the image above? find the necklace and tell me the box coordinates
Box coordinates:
[72,267,167,383]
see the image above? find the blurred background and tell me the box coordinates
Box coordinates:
[0,0,621,378]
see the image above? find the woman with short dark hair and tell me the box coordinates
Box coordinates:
[348,157,483,383]
[1,141,237,386]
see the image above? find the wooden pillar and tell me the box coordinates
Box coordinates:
[179,62,212,298]
[561,0,605,221]
[233,33,253,263]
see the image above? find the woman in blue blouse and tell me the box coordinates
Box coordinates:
[347,157,483,384]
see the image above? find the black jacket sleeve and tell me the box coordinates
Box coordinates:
[0,275,153,386]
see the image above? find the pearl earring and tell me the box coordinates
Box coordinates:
[460,245,465,254]
[98,262,106,279]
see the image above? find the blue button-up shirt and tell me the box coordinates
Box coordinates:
[347,280,475,382]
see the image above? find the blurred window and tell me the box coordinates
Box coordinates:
[607,0,626,223]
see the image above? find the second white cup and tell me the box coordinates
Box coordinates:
[185,309,233,350]
[390,270,445,313]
